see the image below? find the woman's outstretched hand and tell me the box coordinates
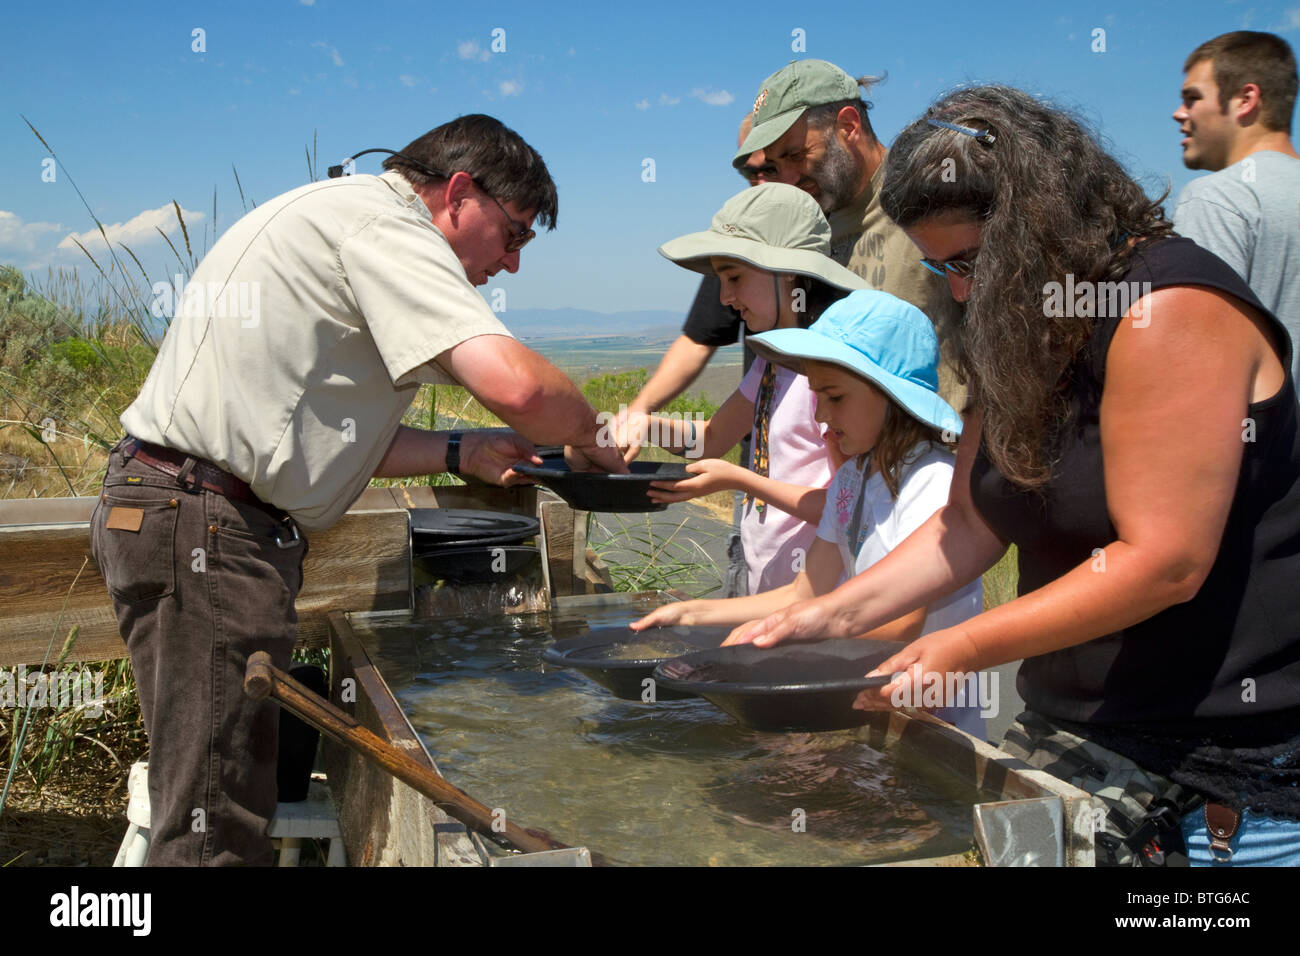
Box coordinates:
[720,595,844,647]
[852,629,983,712]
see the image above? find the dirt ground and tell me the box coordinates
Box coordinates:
[0,776,131,866]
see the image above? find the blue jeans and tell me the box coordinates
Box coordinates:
[1181,808,1300,866]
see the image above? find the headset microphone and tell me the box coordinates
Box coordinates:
[327,148,446,180]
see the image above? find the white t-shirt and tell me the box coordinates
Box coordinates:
[816,443,986,738]
[738,358,833,593]
[122,171,512,530]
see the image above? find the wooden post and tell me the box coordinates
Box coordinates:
[539,498,575,599]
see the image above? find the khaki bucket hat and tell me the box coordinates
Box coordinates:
[658,183,871,293]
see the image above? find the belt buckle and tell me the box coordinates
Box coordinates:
[1209,843,1234,864]
[273,517,301,550]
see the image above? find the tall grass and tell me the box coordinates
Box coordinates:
[0,123,266,823]
[591,512,727,597]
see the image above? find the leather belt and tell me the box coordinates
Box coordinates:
[1205,803,1242,863]
[121,437,282,516]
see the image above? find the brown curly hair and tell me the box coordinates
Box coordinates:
[879,85,1174,489]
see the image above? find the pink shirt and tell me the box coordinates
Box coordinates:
[737,358,833,593]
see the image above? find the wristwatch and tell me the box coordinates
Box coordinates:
[446,432,463,476]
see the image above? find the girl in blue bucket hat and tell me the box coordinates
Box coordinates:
[633,289,985,737]
[623,183,871,595]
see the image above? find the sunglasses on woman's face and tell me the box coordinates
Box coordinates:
[920,253,976,279]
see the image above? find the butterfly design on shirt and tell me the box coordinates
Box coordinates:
[835,483,855,524]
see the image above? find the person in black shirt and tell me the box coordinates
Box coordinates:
[626,117,775,597]
[727,85,1300,866]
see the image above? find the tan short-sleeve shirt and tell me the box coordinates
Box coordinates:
[121,170,511,530]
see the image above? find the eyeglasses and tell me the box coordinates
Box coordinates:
[474,180,535,253]
[920,253,977,279]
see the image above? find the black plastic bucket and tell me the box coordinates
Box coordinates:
[276,664,326,803]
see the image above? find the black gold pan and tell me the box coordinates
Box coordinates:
[542,625,732,700]
[512,459,690,513]
[653,639,907,732]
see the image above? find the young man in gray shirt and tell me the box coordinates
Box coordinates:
[1172,31,1300,382]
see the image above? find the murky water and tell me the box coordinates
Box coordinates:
[353,597,988,866]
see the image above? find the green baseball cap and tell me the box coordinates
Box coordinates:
[733,59,861,168]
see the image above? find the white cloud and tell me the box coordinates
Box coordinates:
[311,40,343,67]
[1277,7,1300,29]
[690,88,734,106]
[399,74,420,87]
[57,204,205,255]
[567,47,576,56]
[635,98,650,111]
[300,0,315,5]
[658,92,681,106]
[0,210,64,258]
[499,79,522,96]
[457,39,490,62]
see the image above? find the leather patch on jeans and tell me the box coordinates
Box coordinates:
[106,506,145,532]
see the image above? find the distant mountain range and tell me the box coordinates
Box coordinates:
[495,307,685,341]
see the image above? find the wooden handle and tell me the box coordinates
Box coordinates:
[243,651,570,856]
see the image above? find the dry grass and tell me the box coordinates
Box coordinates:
[0,655,147,867]
[0,401,113,499]
[982,545,1019,611]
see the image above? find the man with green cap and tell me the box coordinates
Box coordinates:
[736,59,962,406]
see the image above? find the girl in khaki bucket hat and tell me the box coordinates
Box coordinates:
[619,182,870,594]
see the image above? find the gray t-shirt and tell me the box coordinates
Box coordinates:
[1173,150,1300,384]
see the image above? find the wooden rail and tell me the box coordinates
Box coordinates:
[0,482,604,668]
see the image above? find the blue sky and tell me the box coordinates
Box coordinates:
[2,0,1298,316]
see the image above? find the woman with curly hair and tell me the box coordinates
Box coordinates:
[725,85,1300,866]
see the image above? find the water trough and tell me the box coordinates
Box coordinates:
[324,594,1098,867]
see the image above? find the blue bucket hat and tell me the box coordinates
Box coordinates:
[746,289,961,436]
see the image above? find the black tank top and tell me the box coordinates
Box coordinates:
[970,238,1300,732]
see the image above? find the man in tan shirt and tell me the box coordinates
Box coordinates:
[92,114,622,865]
